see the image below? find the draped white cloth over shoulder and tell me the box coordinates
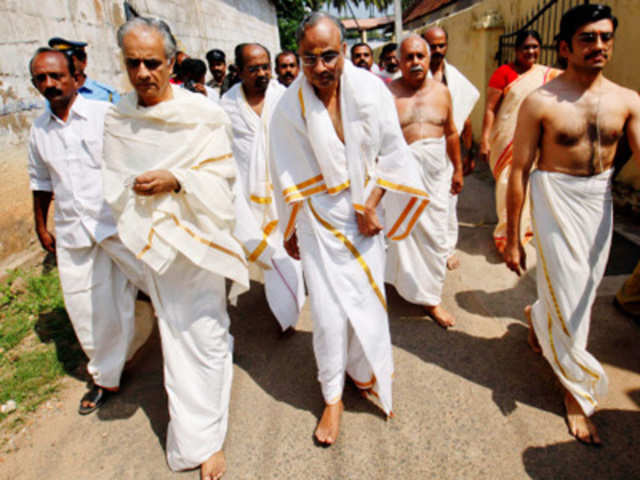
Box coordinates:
[270,61,430,415]
[103,85,272,302]
[221,80,305,331]
[102,86,270,471]
[529,169,612,416]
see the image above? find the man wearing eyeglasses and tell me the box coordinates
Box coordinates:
[505,4,640,445]
[221,44,305,334]
[270,12,428,446]
[27,47,150,417]
[48,37,120,104]
[102,17,271,480]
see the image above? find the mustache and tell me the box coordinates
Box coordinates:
[283,72,295,79]
[409,65,424,73]
[586,50,608,60]
[431,53,444,59]
[44,87,62,97]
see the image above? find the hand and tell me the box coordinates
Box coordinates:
[478,140,490,164]
[504,241,526,276]
[133,170,180,196]
[356,206,383,237]
[193,83,207,96]
[37,228,56,254]
[284,231,300,260]
[462,152,475,175]
[451,168,464,195]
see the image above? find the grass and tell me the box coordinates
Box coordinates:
[0,265,86,432]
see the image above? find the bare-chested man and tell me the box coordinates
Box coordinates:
[423,26,480,270]
[505,4,640,444]
[385,35,463,328]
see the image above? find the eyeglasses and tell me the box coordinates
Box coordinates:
[302,51,340,67]
[247,63,270,74]
[577,32,614,44]
[125,58,165,70]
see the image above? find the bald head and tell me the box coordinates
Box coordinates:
[398,35,430,86]
[422,26,447,68]
[400,35,430,59]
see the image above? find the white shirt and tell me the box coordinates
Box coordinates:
[205,85,220,102]
[28,94,117,248]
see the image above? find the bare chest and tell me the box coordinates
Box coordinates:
[397,95,447,128]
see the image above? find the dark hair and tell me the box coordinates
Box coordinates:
[276,50,299,66]
[29,47,76,76]
[557,4,618,45]
[180,58,207,82]
[515,30,542,49]
[235,43,271,71]
[380,42,398,59]
[350,42,372,57]
[206,48,225,65]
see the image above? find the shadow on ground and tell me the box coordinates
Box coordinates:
[522,406,640,479]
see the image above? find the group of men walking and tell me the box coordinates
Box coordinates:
[25,4,639,479]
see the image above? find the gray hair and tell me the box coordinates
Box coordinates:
[400,33,431,57]
[295,12,345,45]
[117,16,177,60]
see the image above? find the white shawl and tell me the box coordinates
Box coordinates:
[441,61,479,134]
[270,60,429,240]
[103,86,272,300]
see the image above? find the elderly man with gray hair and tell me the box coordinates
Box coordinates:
[270,13,429,445]
[102,17,271,479]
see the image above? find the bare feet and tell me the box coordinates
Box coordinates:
[424,304,455,328]
[201,450,226,480]
[446,254,460,270]
[314,401,344,445]
[524,305,541,354]
[564,392,601,445]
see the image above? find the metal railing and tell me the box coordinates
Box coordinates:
[496,0,591,66]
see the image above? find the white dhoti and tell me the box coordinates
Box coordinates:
[529,169,612,416]
[297,191,392,413]
[222,81,305,331]
[387,138,449,306]
[139,253,232,471]
[445,165,459,259]
[56,235,149,388]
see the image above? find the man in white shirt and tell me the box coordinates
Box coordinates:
[27,47,150,415]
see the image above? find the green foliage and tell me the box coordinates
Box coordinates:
[0,266,85,429]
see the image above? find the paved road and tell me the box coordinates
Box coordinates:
[3,166,640,479]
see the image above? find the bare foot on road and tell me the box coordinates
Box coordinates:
[564,392,601,445]
[447,254,460,270]
[315,401,343,445]
[201,450,226,480]
[524,305,541,354]
[424,304,455,328]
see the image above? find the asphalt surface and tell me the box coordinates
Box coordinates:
[2,164,639,479]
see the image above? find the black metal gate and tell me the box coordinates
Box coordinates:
[496,0,593,66]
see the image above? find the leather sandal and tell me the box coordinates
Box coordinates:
[78,385,112,415]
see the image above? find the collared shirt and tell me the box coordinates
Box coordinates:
[28,94,118,248]
[78,77,121,104]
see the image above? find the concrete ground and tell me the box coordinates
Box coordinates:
[2,164,639,479]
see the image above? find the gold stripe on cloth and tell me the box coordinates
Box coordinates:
[386,198,416,238]
[284,203,301,240]
[326,180,350,195]
[191,152,233,170]
[376,178,428,198]
[285,183,327,203]
[308,198,387,311]
[136,228,155,259]
[282,174,324,196]
[250,194,272,204]
[390,199,429,241]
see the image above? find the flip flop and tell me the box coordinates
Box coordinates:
[78,385,112,415]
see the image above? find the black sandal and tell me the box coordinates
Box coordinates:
[78,385,112,415]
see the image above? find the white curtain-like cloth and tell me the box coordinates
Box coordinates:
[221,81,305,330]
[529,169,612,416]
[386,138,449,306]
[270,62,430,414]
[140,253,233,472]
[439,62,479,257]
[103,86,271,303]
[56,235,149,388]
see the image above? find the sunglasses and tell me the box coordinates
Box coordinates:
[125,58,165,70]
[577,31,614,44]
[302,51,340,67]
